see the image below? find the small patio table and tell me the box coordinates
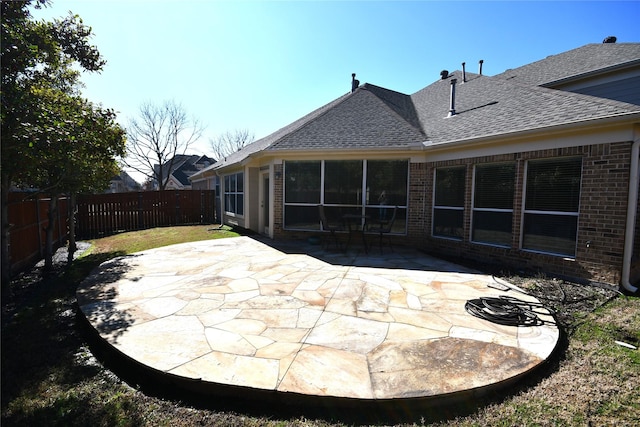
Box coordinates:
[342,213,369,253]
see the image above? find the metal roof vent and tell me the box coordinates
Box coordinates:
[447,78,457,117]
[603,36,617,43]
[351,73,360,92]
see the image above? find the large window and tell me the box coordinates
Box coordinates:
[365,160,408,232]
[224,172,244,216]
[283,159,408,233]
[522,158,582,257]
[472,163,515,246]
[284,161,321,230]
[325,160,363,205]
[433,167,465,239]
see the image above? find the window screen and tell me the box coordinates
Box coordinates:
[472,163,515,246]
[523,157,582,256]
[433,167,465,239]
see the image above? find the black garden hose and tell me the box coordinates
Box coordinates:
[465,295,555,327]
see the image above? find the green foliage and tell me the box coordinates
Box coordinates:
[1,0,126,280]
[1,0,105,182]
[2,0,124,194]
[21,85,126,194]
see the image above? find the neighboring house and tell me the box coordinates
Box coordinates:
[189,41,640,291]
[153,154,214,190]
[106,170,141,193]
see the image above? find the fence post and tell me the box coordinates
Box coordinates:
[200,191,204,224]
[175,191,180,225]
[57,195,64,248]
[35,197,43,258]
[137,192,143,230]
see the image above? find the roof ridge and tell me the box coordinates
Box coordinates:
[361,84,426,137]
[208,91,354,169]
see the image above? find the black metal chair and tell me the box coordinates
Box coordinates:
[318,205,343,250]
[367,206,397,253]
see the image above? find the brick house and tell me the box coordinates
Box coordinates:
[190,41,640,292]
[153,154,214,190]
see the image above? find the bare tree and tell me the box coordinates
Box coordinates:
[209,129,254,160]
[123,100,204,190]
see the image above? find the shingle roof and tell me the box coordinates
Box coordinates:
[269,84,425,151]
[156,154,215,185]
[199,43,640,174]
[411,71,640,145]
[496,43,640,86]
[208,92,352,171]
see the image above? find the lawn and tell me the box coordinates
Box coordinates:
[2,226,639,426]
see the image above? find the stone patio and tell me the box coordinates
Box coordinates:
[77,236,559,414]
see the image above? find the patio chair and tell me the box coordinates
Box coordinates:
[368,206,397,254]
[318,205,343,250]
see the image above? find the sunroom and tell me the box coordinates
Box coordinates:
[282,159,409,236]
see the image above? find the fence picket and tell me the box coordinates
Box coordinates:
[7,190,216,274]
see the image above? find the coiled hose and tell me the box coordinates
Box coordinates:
[464,295,555,326]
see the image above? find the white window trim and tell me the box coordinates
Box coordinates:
[519,158,582,258]
[223,172,244,217]
[470,163,514,248]
[283,159,409,233]
[432,167,465,240]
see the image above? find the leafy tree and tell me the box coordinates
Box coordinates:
[209,129,254,160]
[1,0,122,283]
[123,100,204,190]
[22,85,125,268]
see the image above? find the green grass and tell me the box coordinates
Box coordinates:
[83,224,239,256]
[2,226,639,426]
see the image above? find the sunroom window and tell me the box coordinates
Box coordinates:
[365,160,408,231]
[283,159,408,233]
[433,166,465,239]
[283,160,321,230]
[472,163,515,246]
[522,157,582,257]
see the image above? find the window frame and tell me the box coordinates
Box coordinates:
[432,166,466,240]
[521,157,582,258]
[471,162,515,248]
[223,171,244,217]
[282,159,409,233]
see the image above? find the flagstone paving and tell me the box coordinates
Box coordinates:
[77,236,559,403]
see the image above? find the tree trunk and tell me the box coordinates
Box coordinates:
[1,172,11,290]
[67,192,77,265]
[44,194,58,272]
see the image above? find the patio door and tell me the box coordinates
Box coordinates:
[260,172,270,235]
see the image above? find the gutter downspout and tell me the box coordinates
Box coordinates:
[621,130,640,293]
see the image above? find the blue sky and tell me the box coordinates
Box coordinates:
[33,0,640,169]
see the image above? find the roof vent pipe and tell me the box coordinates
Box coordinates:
[478,59,484,75]
[462,62,466,83]
[351,73,360,92]
[448,78,457,117]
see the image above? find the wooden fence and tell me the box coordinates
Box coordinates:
[75,190,217,239]
[7,190,216,274]
[7,192,69,274]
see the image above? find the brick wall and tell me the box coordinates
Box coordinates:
[273,163,284,238]
[420,142,632,285]
[271,142,634,285]
[406,163,428,247]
